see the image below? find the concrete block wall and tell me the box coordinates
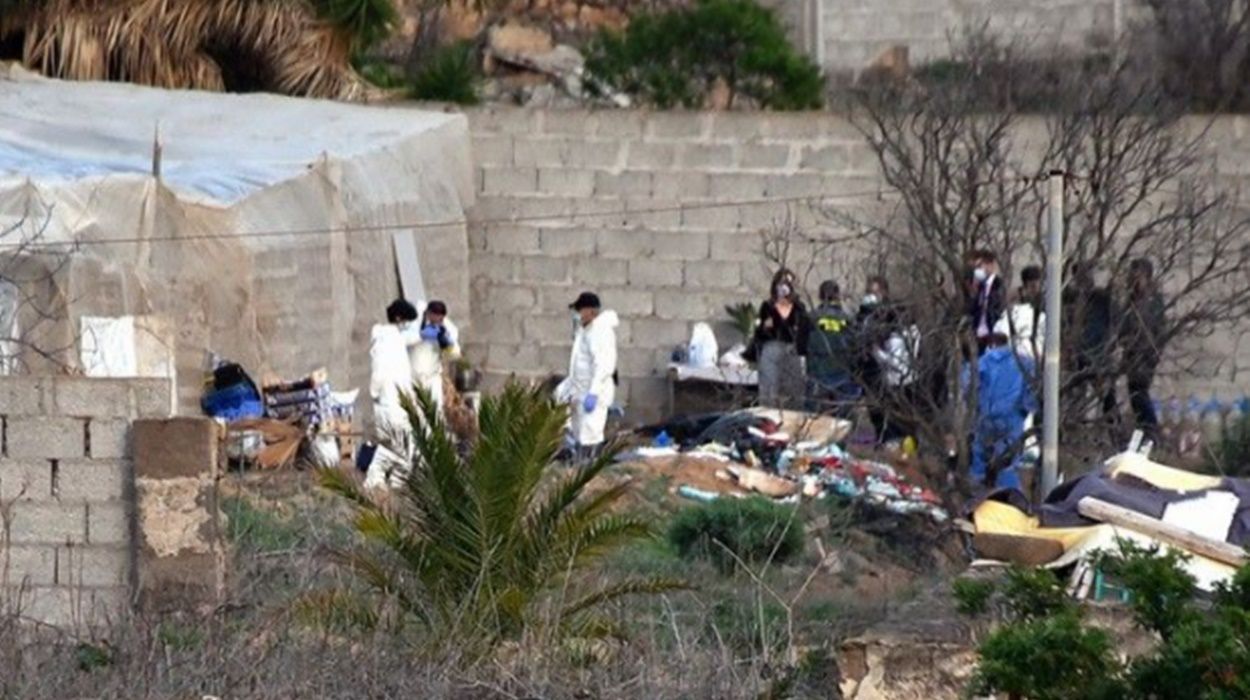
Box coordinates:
[465,109,886,422]
[816,0,1124,73]
[463,109,1250,421]
[0,377,219,629]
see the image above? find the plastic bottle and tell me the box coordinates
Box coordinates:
[654,430,672,448]
[1201,396,1226,453]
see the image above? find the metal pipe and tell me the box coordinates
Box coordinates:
[1042,171,1065,498]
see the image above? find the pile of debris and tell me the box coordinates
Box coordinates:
[202,358,357,470]
[968,451,1250,594]
[622,407,948,522]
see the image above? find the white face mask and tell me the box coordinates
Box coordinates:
[776,283,792,300]
[973,267,989,283]
[862,294,880,307]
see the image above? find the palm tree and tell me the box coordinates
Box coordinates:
[0,0,399,98]
[312,382,683,655]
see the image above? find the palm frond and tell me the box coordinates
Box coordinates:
[561,576,693,620]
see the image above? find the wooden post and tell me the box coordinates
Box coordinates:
[1077,497,1248,568]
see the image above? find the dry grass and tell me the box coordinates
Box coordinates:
[0,468,946,698]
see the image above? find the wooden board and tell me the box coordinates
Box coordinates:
[1076,496,1249,568]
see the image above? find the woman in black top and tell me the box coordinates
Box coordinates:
[753,268,810,408]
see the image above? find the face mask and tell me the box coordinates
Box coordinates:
[571,312,582,333]
[862,294,880,308]
[776,284,792,300]
[973,267,989,283]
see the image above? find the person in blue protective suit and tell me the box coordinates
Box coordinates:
[965,332,1037,490]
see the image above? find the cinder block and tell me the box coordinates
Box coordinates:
[88,420,131,460]
[524,315,575,345]
[86,502,129,545]
[628,318,691,349]
[539,110,596,136]
[685,260,743,288]
[1,545,57,586]
[52,379,130,418]
[487,344,542,373]
[625,142,677,169]
[133,417,217,480]
[625,377,670,422]
[13,585,129,629]
[599,288,654,316]
[766,173,826,198]
[628,260,684,287]
[539,344,573,373]
[473,313,525,344]
[623,198,682,229]
[764,113,852,140]
[708,173,770,200]
[55,460,128,502]
[681,204,741,230]
[539,228,596,257]
[709,232,763,261]
[510,134,570,167]
[597,229,654,258]
[481,167,538,195]
[469,252,517,285]
[539,168,595,197]
[710,112,767,142]
[0,460,52,500]
[6,502,86,544]
[595,171,653,198]
[58,545,129,587]
[594,111,645,138]
[652,172,711,199]
[131,379,173,418]
[7,417,85,460]
[738,144,793,170]
[484,285,537,312]
[466,107,540,135]
[562,139,623,168]
[647,112,709,140]
[679,143,734,169]
[573,258,629,287]
[138,551,222,613]
[0,377,50,416]
[738,204,793,231]
[471,134,514,167]
[520,257,570,284]
[617,347,660,376]
[653,290,712,320]
[652,230,710,260]
[484,224,541,255]
[799,145,852,172]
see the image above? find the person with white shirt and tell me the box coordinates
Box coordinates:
[994,265,1046,364]
[365,299,419,489]
[555,292,619,461]
[403,299,461,412]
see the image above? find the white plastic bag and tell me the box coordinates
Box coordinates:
[309,434,340,470]
[687,323,719,369]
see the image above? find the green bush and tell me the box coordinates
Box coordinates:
[969,541,1250,699]
[952,577,995,617]
[668,496,805,572]
[584,0,824,110]
[409,41,482,105]
[1001,567,1073,622]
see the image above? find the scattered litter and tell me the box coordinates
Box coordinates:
[678,485,722,503]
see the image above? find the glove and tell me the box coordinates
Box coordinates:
[582,394,599,413]
[419,325,440,341]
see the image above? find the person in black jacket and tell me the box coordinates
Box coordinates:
[754,268,810,408]
[1063,262,1118,425]
[1116,258,1165,438]
[969,250,1008,355]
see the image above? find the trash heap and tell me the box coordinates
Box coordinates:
[625,408,948,523]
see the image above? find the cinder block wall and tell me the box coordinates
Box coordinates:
[462,109,1250,422]
[0,377,220,628]
[464,109,884,422]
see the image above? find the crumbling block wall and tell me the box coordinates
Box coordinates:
[0,377,222,628]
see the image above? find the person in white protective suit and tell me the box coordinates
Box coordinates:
[555,292,619,461]
[364,299,419,489]
[403,299,461,412]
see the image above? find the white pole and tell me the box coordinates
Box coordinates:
[1042,171,1065,498]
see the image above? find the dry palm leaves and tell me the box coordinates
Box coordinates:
[0,0,368,99]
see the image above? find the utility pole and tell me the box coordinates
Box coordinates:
[1042,171,1065,498]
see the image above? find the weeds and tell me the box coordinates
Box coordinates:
[409,41,482,105]
[668,497,805,573]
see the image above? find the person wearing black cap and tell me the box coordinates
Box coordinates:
[555,292,619,459]
[404,298,461,411]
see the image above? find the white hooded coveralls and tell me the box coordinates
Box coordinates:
[555,310,619,447]
[404,301,461,411]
